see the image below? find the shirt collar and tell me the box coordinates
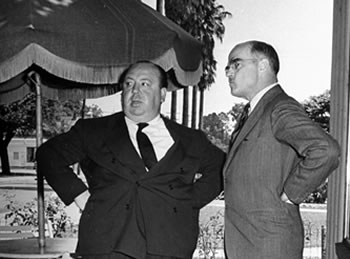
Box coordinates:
[124,114,162,127]
[250,82,278,113]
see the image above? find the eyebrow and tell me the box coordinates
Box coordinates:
[228,58,242,63]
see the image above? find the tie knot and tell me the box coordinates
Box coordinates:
[138,123,149,131]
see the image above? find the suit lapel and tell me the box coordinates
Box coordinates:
[99,115,196,178]
[142,117,189,178]
[224,85,284,174]
[103,113,146,175]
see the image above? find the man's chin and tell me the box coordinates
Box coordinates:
[230,86,237,95]
[129,108,144,115]
[230,88,244,99]
[125,107,145,117]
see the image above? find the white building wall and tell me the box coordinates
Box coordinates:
[1,138,38,168]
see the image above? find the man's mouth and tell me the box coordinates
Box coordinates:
[130,99,143,106]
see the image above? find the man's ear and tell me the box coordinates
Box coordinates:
[258,58,269,72]
[160,88,167,103]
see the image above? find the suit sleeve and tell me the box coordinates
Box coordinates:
[271,100,340,204]
[193,131,225,208]
[36,119,88,205]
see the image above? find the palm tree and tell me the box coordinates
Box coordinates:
[165,0,231,128]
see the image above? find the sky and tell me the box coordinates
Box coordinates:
[86,0,333,117]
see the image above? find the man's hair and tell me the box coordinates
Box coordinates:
[248,41,280,75]
[118,60,168,90]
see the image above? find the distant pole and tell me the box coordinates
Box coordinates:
[182,88,189,127]
[156,0,164,14]
[191,85,198,129]
[198,89,204,130]
[157,0,178,122]
[77,99,86,176]
[81,99,86,119]
[171,92,177,122]
[321,225,326,259]
[33,72,45,249]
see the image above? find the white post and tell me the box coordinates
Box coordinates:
[327,1,350,258]
[33,72,46,249]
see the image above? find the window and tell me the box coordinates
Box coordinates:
[13,152,19,160]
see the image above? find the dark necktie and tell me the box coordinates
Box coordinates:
[137,123,158,170]
[229,103,250,147]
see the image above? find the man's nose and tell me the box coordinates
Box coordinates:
[225,67,235,77]
[132,83,141,93]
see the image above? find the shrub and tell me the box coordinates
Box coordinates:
[3,192,78,238]
[197,210,224,259]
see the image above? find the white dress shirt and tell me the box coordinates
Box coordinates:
[125,115,174,161]
[249,82,279,114]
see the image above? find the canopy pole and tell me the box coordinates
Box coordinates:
[33,72,46,249]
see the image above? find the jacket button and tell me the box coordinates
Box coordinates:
[169,184,173,190]
[111,158,116,163]
[173,207,177,213]
[136,181,140,187]
[125,204,130,210]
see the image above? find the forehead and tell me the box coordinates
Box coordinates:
[125,63,160,80]
[228,44,251,61]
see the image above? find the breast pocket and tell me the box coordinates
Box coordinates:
[172,156,201,185]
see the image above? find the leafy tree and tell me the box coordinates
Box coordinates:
[304,182,328,204]
[164,0,231,128]
[302,90,331,203]
[202,103,244,152]
[202,112,230,151]
[0,93,102,174]
[227,103,246,125]
[302,90,330,132]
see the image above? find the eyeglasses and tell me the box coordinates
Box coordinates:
[225,58,258,73]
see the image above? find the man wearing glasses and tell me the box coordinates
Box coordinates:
[223,40,340,259]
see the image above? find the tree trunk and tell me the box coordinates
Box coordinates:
[191,85,198,129]
[0,144,11,175]
[198,88,205,130]
[0,130,15,175]
[182,87,189,127]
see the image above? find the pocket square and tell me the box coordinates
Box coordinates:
[193,173,202,183]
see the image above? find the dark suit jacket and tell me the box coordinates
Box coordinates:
[223,85,340,259]
[336,238,350,259]
[36,112,225,259]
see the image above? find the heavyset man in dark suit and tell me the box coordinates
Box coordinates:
[36,61,225,259]
[223,40,341,259]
